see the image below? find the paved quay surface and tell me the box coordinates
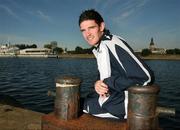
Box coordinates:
[0,104,44,130]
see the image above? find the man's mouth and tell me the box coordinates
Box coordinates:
[87,35,94,41]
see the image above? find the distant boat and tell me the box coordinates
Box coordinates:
[18,48,57,58]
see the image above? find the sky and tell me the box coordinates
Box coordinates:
[0,0,179,51]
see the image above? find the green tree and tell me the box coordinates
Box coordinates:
[141,48,151,56]
[15,44,37,49]
[44,44,52,49]
[53,47,63,54]
[166,48,180,54]
[83,47,93,54]
[174,48,180,54]
[15,44,26,49]
[29,44,37,48]
[75,46,83,54]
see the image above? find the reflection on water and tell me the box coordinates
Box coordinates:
[0,58,179,130]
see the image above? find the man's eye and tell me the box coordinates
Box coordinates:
[89,26,96,29]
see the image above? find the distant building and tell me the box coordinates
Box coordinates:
[19,48,51,55]
[149,38,156,51]
[0,44,19,55]
[18,48,57,58]
[0,44,57,58]
[149,38,166,54]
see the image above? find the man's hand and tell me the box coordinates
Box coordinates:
[94,80,109,97]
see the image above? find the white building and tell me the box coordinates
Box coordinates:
[19,48,50,55]
[0,44,19,55]
[19,48,57,58]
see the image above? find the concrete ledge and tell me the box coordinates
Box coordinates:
[42,113,127,130]
[0,104,44,130]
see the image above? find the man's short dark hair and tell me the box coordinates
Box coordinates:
[79,9,104,26]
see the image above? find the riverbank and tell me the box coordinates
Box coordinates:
[141,54,180,60]
[0,54,57,58]
[58,54,95,59]
[58,54,180,60]
[1,53,179,60]
[0,104,44,130]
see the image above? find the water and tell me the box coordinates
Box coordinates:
[0,57,179,129]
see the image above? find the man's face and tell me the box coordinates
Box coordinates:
[80,20,105,46]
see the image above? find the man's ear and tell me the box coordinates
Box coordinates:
[100,22,105,32]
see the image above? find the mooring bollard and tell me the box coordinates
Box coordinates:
[54,75,81,120]
[127,85,160,130]
[127,85,175,130]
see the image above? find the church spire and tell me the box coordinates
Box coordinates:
[150,37,154,46]
[149,37,155,51]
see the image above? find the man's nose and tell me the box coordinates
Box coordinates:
[86,30,91,36]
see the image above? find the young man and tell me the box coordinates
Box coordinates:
[79,9,154,119]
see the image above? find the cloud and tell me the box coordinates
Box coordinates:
[93,0,120,12]
[0,4,20,20]
[91,0,149,26]
[0,4,24,21]
[36,10,53,23]
[121,9,134,18]
[113,0,149,21]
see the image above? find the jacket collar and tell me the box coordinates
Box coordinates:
[94,29,112,51]
[101,29,112,41]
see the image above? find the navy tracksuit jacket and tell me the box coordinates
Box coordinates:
[83,31,154,119]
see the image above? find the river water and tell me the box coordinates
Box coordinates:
[0,57,179,130]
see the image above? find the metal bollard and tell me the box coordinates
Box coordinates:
[127,85,160,130]
[156,106,175,116]
[54,75,81,120]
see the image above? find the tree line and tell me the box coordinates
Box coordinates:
[15,44,37,49]
[141,48,180,56]
[14,41,93,54]
[14,42,179,56]
[166,48,180,55]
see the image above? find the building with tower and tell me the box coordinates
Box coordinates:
[149,38,166,54]
[149,38,156,51]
